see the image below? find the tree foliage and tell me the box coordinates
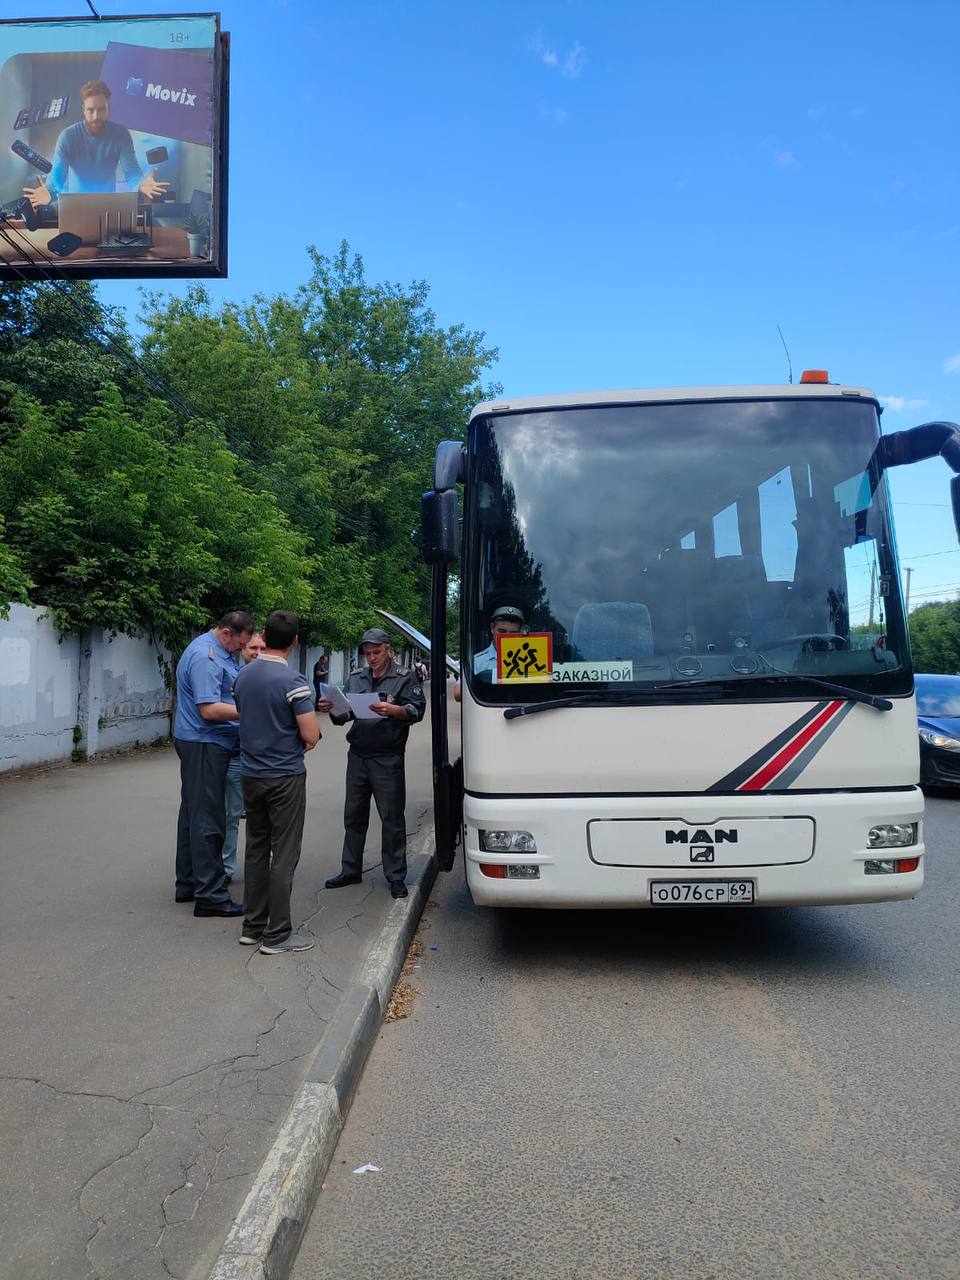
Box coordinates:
[909,600,960,674]
[0,245,498,651]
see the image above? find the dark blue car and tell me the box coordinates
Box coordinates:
[916,673,960,789]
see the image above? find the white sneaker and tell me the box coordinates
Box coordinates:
[259,931,315,955]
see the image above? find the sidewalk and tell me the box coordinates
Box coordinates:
[0,721,435,1280]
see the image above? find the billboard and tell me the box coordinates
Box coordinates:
[0,13,228,279]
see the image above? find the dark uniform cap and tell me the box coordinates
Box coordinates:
[361,627,392,645]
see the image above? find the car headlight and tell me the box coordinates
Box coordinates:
[919,728,960,750]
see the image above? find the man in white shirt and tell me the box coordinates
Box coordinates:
[455,604,525,700]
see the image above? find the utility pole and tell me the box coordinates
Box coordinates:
[903,565,913,616]
[868,561,877,630]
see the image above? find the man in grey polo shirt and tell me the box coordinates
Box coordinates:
[232,609,320,954]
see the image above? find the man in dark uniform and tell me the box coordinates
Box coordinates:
[319,627,426,898]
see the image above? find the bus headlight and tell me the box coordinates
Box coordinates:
[867,823,917,848]
[479,829,537,853]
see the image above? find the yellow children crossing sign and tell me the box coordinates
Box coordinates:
[496,632,554,682]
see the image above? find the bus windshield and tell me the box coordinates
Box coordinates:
[465,397,910,705]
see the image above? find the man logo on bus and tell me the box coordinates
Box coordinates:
[665,828,738,844]
[690,845,715,863]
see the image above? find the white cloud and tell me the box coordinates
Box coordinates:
[944,354,960,374]
[774,150,799,168]
[532,34,585,78]
[879,395,928,413]
[561,42,586,79]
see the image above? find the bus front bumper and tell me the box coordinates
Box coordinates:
[462,789,924,909]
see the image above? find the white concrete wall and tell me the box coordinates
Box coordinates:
[96,630,172,754]
[0,609,365,773]
[0,606,173,773]
[0,605,80,771]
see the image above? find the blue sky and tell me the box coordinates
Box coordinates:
[11,0,960,609]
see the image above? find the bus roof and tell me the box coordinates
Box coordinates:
[468,384,879,421]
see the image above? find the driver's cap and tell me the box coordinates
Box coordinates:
[492,605,525,624]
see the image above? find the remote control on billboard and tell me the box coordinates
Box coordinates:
[145,145,168,166]
[11,140,52,173]
[14,97,70,130]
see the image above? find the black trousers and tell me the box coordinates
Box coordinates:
[241,772,307,946]
[340,750,407,883]
[174,738,232,906]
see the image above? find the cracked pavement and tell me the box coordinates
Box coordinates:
[0,721,435,1279]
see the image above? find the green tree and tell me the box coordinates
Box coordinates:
[909,600,960,674]
[0,513,32,618]
[139,242,499,647]
[0,382,312,651]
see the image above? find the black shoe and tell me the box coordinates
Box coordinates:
[175,892,195,903]
[193,899,243,917]
[390,881,408,899]
[324,872,362,889]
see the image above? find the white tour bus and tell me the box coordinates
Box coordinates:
[420,377,960,908]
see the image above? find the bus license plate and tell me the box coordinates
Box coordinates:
[649,880,755,906]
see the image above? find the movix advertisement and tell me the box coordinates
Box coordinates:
[0,13,229,280]
[101,42,214,147]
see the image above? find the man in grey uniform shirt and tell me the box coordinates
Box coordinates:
[232,610,320,954]
[319,627,426,898]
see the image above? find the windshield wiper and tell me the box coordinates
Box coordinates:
[502,672,892,719]
[748,671,892,711]
[656,671,891,711]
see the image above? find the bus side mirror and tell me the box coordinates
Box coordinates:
[952,476,960,546]
[874,420,960,545]
[421,489,459,565]
[434,441,465,492]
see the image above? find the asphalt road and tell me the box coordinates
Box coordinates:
[0,715,436,1280]
[293,793,960,1280]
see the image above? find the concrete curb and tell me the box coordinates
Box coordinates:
[208,835,438,1280]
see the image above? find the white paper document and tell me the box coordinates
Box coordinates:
[319,683,351,717]
[346,692,386,720]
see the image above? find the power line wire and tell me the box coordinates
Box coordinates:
[900,549,960,562]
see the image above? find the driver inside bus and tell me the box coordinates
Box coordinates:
[454,604,525,702]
